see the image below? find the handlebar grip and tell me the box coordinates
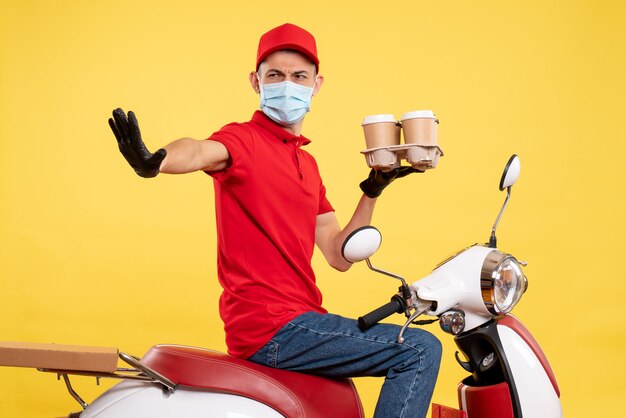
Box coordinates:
[358,295,406,331]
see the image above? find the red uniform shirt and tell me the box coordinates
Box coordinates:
[208,111,334,358]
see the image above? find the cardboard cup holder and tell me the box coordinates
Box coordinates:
[361,110,443,171]
[362,144,443,171]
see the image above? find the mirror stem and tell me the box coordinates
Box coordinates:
[489,186,512,248]
[365,259,408,287]
[366,258,413,315]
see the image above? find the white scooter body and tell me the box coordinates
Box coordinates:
[493,319,561,417]
[414,245,498,330]
[81,381,283,418]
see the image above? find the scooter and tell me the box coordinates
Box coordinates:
[342,154,562,418]
[1,154,561,418]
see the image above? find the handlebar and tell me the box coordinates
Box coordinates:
[358,295,407,331]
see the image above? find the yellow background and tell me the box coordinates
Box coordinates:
[1,0,624,416]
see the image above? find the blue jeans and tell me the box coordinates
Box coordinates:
[248,311,442,418]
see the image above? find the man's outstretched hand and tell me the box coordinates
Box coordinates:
[108,108,166,178]
[359,166,422,198]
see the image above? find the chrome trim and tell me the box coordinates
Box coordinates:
[480,251,525,314]
[40,368,159,382]
[489,185,512,248]
[38,351,177,409]
[365,258,407,286]
[61,374,88,409]
[440,310,466,335]
[397,306,430,343]
[119,352,176,392]
[365,259,414,315]
[480,250,508,315]
[40,369,157,410]
[481,250,500,314]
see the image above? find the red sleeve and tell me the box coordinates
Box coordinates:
[205,123,254,182]
[318,182,334,214]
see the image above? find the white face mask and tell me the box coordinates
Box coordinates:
[258,77,315,126]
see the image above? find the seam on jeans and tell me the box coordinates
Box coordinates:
[284,320,424,354]
[267,339,279,368]
[399,349,424,418]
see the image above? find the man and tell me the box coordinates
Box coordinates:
[109,23,441,418]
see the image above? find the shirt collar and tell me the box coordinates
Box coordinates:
[251,111,311,146]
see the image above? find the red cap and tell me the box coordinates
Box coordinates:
[256,23,319,71]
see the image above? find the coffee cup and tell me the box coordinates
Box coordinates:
[400,110,438,146]
[400,110,441,170]
[362,114,401,149]
[362,114,401,171]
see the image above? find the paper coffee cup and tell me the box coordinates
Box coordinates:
[400,110,438,146]
[362,114,401,149]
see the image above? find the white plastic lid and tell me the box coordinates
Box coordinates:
[362,114,397,125]
[400,110,435,121]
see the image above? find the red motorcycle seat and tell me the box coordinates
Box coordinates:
[141,344,364,418]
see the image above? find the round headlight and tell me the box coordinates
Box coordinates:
[481,251,527,314]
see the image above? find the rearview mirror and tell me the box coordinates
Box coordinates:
[341,226,382,263]
[499,154,521,190]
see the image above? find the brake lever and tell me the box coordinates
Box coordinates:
[397,299,432,343]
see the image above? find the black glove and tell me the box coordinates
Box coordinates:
[359,166,422,198]
[108,108,166,178]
